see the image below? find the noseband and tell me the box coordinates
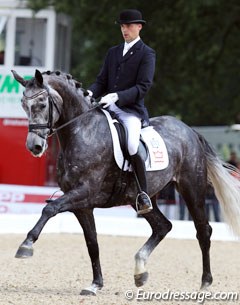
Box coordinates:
[23,86,61,137]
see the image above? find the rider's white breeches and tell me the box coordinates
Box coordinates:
[109,104,141,156]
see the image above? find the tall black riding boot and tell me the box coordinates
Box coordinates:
[130,153,153,215]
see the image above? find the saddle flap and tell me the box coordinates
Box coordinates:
[101,109,169,171]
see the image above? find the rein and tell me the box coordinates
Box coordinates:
[51,102,100,135]
[24,87,100,137]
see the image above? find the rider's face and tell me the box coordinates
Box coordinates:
[120,23,142,43]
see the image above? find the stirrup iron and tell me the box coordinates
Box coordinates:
[136,191,153,215]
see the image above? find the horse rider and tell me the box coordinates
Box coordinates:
[87,9,156,214]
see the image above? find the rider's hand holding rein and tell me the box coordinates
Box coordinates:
[99,93,118,108]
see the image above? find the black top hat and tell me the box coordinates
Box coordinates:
[116,9,146,25]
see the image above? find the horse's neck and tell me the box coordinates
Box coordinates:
[63,95,89,117]
[54,86,89,124]
[56,108,106,150]
[55,91,95,147]
[48,77,89,120]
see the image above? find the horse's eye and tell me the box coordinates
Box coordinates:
[39,103,47,110]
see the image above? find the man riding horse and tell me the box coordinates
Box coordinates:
[87,9,156,214]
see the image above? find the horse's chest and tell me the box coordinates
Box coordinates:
[57,154,87,188]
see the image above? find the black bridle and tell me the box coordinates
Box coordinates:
[24,86,61,137]
[23,86,100,138]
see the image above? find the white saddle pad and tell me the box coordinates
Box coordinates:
[102,109,169,171]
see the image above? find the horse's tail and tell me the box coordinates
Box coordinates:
[196,132,240,236]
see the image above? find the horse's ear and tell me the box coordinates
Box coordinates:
[35,69,43,86]
[11,70,27,87]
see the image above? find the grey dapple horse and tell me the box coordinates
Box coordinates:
[12,70,240,295]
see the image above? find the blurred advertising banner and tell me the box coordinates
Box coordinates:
[0,184,62,214]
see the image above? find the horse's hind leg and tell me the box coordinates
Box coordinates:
[133,199,172,287]
[73,209,103,296]
[196,222,212,289]
[178,178,213,289]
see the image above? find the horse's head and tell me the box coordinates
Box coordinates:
[12,69,63,157]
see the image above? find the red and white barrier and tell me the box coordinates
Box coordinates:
[0,184,238,241]
[0,184,62,214]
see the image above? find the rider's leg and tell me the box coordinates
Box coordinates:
[130,152,153,214]
[108,104,152,214]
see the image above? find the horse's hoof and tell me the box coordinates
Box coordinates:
[80,283,100,296]
[201,274,213,290]
[15,245,33,258]
[80,289,96,296]
[134,272,149,287]
[200,281,212,290]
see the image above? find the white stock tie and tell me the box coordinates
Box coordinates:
[123,44,130,56]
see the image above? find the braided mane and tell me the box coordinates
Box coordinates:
[41,70,89,97]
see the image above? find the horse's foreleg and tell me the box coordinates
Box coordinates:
[15,200,69,258]
[134,204,172,287]
[73,210,103,296]
[15,189,89,258]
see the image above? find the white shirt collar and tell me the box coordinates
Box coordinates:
[124,36,140,50]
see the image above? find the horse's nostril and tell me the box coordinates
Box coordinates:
[33,144,43,154]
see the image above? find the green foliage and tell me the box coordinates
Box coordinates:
[27,0,240,126]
